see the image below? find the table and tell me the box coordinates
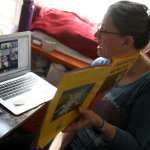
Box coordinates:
[0,104,43,139]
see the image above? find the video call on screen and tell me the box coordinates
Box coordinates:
[0,40,18,73]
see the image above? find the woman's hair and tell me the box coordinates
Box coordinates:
[107,1,150,49]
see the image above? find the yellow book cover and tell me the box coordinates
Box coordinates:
[35,53,139,149]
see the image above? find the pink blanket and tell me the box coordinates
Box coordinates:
[31,8,98,59]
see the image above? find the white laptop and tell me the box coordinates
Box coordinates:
[0,31,57,115]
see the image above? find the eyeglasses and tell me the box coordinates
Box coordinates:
[95,23,122,36]
[95,29,122,40]
[98,30,122,35]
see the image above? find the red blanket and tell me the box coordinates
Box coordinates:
[31,8,98,59]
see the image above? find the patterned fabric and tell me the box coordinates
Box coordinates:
[91,57,110,66]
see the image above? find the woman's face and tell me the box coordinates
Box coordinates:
[95,15,131,59]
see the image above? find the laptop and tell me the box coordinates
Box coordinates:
[0,31,57,115]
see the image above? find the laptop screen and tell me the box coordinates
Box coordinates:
[0,31,31,81]
[0,39,18,73]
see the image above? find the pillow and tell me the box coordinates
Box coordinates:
[31,8,98,59]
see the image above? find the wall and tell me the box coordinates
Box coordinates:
[0,0,23,35]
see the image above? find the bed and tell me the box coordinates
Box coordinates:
[18,1,100,72]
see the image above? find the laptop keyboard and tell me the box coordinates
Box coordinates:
[0,76,37,100]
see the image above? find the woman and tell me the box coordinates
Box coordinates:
[49,1,150,150]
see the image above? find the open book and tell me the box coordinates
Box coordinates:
[35,53,139,149]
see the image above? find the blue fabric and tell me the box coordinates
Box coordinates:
[91,57,110,66]
[70,58,150,150]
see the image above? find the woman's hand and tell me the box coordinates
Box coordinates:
[64,107,104,132]
[63,107,117,142]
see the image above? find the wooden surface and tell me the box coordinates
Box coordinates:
[32,44,90,69]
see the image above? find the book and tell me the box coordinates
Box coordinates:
[35,53,139,149]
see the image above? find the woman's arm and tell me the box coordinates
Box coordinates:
[65,107,117,141]
[65,90,150,150]
[106,91,150,150]
[50,86,150,150]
